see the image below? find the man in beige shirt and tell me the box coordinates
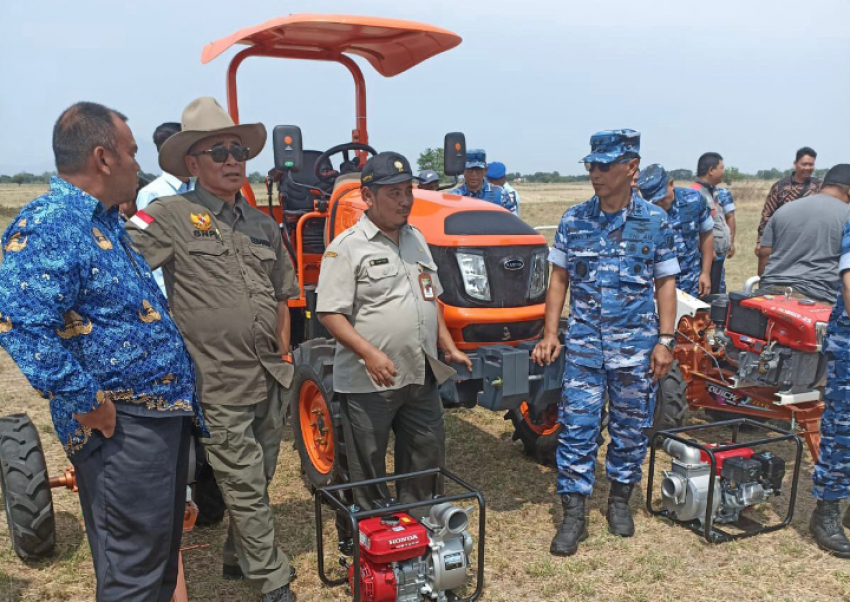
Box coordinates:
[125,97,297,602]
[317,152,471,516]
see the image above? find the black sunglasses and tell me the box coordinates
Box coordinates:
[191,144,250,163]
[584,157,632,173]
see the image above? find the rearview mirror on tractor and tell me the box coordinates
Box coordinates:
[273,125,303,172]
[443,132,466,177]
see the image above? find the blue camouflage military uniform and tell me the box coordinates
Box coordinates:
[813,219,850,501]
[548,130,680,496]
[0,177,206,457]
[638,164,713,297]
[450,148,517,214]
[715,187,735,293]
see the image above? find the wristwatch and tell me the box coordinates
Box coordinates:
[657,334,676,351]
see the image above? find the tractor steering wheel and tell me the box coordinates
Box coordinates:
[314,142,378,184]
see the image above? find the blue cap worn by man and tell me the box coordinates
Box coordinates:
[485,161,521,214]
[532,129,680,557]
[638,164,714,297]
[417,169,441,191]
[449,148,517,214]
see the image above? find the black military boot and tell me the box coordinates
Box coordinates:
[842,503,850,531]
[550,494,588,557]
[606,481,635,537]
[811,500,850,558]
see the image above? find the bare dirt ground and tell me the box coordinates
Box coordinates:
[2,181,849,602]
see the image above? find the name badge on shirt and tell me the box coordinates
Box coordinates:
[419,273,436,301]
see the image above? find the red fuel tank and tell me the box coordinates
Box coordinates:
[358,513,429,563]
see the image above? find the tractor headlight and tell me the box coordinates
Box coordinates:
[456,251,491,301]
[816,321,828,352]
[528,250,547,300]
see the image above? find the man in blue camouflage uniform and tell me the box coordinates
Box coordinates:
[638,164,714,297]
[0,102,205,601]
[715,186,736,293]
[807,165,850,557]
[449,148,517,214]
[532,130,679,557]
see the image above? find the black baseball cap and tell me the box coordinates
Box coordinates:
[361,152,421,186]
[824,164,850,187]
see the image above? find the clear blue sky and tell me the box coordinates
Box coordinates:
[1,0,848,177]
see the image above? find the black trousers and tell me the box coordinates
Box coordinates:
[710,258,725,295]
[72,412,191,602]
[340,369,445,512]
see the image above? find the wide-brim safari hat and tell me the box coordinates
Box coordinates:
[159,97,266,177]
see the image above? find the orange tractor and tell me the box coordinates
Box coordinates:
[200,14,562,489]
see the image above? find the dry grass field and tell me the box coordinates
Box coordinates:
[2,181,850,602]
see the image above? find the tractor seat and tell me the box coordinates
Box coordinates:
[280,150,333,212]
[332,172,361,195]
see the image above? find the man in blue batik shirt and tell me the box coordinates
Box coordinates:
[532,130,679,557]
[0,102,205,602]
[638,164,714,297]
[449,148,517,214]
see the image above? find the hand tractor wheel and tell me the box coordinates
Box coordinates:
[0,413,56,559]
[291,339,346,490]
[506,402,561,466]
[646,361,689,441]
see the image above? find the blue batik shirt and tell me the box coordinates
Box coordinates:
[0,177,206,457]
[548,192,680,370]
[825,220,850,360]
[654,187,713,297]
[449,181,518,214]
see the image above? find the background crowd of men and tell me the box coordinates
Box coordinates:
[2,97,850,602]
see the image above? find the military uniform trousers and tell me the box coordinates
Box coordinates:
[341,366,445,511]
[200,373,291,595]
[557,361,656,496]
[813,358,850,501]
[71,411,191,602]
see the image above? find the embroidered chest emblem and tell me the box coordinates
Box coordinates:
[191,212,212,231]
[4,233,27,253]
[57,310,93,339]
[0,313,12,333]
[139,300,162,323]
[92,227,113,250]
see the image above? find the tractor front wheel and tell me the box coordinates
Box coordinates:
[291,340,344,490]
[506,402,561,466]
[0,413,55,559]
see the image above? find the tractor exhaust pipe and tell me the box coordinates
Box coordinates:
[743,276,761,295]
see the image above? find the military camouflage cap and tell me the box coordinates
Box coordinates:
[580,129,641,164]
[465,148,487,169]
[637,164,670,204]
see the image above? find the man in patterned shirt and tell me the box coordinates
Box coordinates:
[532,130,679,556]
[0,102,205,602]
[756,147,821,253]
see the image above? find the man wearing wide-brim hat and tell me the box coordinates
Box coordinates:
[126,97,299,602]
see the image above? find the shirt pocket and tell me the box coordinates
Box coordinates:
[246,244,277,292]
[186,239,232,286]
[568,255,598,283]
[619,242,654,286]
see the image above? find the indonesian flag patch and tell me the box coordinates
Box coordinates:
[130,210,154,230]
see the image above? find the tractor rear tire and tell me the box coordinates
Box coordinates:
[0,414,55,559]
[646,361,689,441]
[506,403,561,467]
[291,339,345,490]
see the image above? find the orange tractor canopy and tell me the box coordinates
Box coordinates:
[203,14,559,488]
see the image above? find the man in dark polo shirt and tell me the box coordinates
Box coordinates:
[758,165,850,304]
[126,97,298,602]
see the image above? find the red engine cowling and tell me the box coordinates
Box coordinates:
[347,513,429,602]
[728,294,830,354]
